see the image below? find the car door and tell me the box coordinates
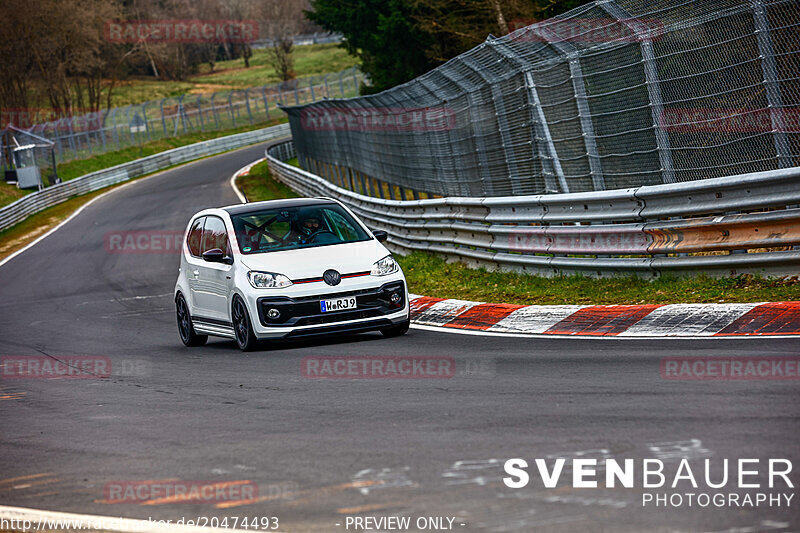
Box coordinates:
[185,216,206,312]
[196,215,234,321]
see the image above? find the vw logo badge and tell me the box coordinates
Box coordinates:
[323,269,341,286]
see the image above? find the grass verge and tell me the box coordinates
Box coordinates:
[0,186,121,262]
[239,164,800,304]
[236,160,298,202]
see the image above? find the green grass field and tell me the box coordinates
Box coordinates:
[107,44,358,107]
[238,160,800,304]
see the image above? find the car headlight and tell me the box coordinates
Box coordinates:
[371,255,399,276]
[247,271,293,289]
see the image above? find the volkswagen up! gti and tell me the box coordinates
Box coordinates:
[174,198,409,351]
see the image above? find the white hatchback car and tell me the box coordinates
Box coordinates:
[174,198,409,351]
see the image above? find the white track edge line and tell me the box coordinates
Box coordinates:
[0,178,143,270]
[0,505,282,533]
[409,323,798,340]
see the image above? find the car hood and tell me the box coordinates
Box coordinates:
[238,239,390,278]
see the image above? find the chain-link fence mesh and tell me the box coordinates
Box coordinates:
[2,67,362,166]
[284,0,800,197]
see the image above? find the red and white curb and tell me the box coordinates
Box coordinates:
[409,295,800,337]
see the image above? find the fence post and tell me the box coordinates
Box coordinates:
[440,61,497,196]
[141,103,152,142]
[244,89,254,124]
[210,93,220,130]
[752,0,792,168]
[261,86,271,120]
[461,53,528,196]
[228,93,236,127]
[196,96,205,132]
[541,35,605,191]
[159,98,168,136]
[600,0,676,184]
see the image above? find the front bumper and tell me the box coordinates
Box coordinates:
[249,280,409,339]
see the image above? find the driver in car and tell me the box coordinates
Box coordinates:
[291,211,326,243]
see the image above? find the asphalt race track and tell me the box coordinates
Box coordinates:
[1,143,798,532]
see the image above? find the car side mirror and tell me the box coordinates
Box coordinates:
[373,230,388,243]
[202,248,233,264]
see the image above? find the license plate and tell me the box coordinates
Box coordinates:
[320,296,357,313]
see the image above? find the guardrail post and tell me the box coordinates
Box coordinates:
[210,93,220,130]
[600,0,676,184]
[752,0,792,168]
[375,178,386,199]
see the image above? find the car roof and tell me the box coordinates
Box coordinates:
[221,197,338,216]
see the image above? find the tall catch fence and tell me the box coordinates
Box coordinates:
[284,0,800,197]
[1,66,362,168]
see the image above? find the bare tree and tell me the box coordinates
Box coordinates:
[258,0,311,81]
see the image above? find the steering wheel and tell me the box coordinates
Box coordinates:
[306,230,339,243]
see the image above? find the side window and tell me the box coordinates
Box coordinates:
[324,208,359,241]
[201,216,229,254]
[187,217,204,257]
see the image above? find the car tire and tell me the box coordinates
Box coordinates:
[232,296,258,351]
[381,319,410,338]
[176,294,208,347]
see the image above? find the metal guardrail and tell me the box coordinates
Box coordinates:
[0,124,290,233]
[266,140,800,277]
[283,0,800,197]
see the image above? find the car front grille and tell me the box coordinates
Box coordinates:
[256,281,405,328]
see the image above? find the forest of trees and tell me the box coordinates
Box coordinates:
[0,0,594,119]
[308,0,594,93]
[0,0,315,118]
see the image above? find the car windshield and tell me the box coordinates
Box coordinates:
[230,203,372,254]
